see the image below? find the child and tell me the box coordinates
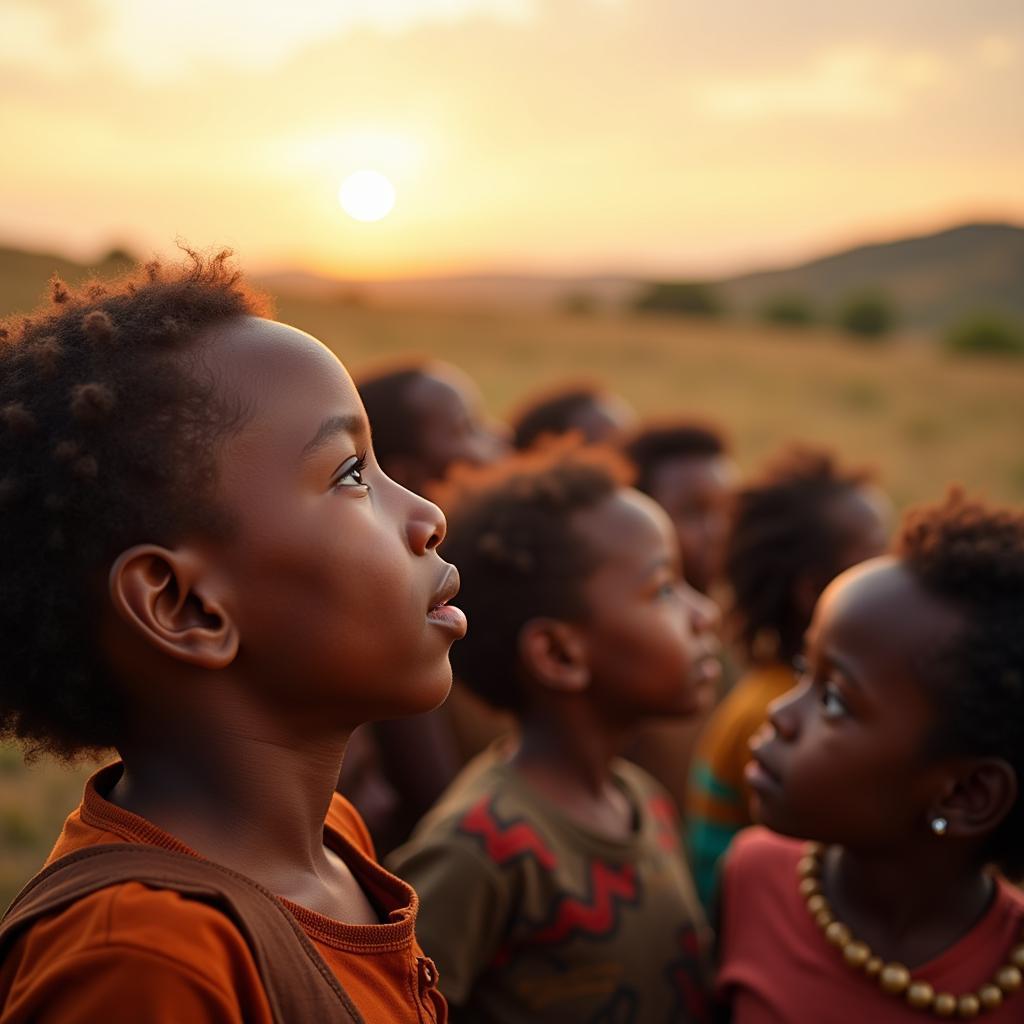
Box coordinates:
[357,359,510,498]
[623,420,737,597]
[621,420,737,816]
[510,381,637,451]
[686,445,889,904]
[389,445,720,1023]
[0,251,466,1022]
[717,491,1024,1022]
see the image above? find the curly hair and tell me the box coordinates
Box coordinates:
[725,445,875,664]
[434,444,632,712]
[897,490,1024,877]
[623,420,729,496]
[0,248,269,760]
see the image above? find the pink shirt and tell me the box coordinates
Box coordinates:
[717,827,1024,1023]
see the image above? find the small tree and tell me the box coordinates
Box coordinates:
[944,313,1024,357]
[759,293,815,327]
[632,281,724,317]
[836,290,897,340]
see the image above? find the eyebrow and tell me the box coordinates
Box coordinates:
[300,414,365,460]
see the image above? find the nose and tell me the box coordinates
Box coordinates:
[766,679,806,741]
[683,583,721,636]
[406,491,447,554]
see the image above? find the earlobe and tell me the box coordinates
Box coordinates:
[518,618,590,695]
[109,545,239,669]
[932,758,1018,841]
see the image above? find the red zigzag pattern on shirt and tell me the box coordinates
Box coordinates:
[458,796,558,870]
[528,860,638,945]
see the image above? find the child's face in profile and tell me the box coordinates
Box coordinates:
[747,557,962,848]
[572,488,721,721]
[406,368,509,489]
[647,453,737,595]
[191,317,467,728]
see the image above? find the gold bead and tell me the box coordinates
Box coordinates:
[815,909,835,929]
[956,993,980,1018]
[879,963,911,995]
[799,876,822,898]
[933,993,957,1017]
[825,921,851,947]
[806,894,829,916]
[997,965,1023,992]
[865,956,883,977]
[1010,944,1024,971]
[906,981,935,1010]
[803,841,825,858]
[796,855,819,878]
[843,941,871,969]
[978,984,1003,1010]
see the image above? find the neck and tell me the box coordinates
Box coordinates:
[111,697,349,889]
[825,842,994,968]
[513,700,631,797]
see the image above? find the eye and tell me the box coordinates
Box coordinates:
[331,453,368,490]
[820,681,849,720]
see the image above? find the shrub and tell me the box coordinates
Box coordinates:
[836,290,897,340]
[759,293,815,326]
[944,313,1024,357]
[632,281,724,317]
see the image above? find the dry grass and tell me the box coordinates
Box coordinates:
[3,296,1022,908]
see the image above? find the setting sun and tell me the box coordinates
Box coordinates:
[338,170,396,223]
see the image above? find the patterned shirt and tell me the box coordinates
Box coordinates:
[389,748,710,1024]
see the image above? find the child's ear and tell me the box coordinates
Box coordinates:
[108,544,239,669]
[932,757,1017,841]
[518,618,589,695]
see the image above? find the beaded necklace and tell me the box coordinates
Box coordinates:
[798,842,1023,1018]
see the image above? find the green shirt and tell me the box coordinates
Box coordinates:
[389,748,711,1024]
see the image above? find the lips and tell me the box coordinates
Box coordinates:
[427,564,468,638]
[745,736,784,794]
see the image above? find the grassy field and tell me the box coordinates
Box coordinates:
[2,289,1023,906]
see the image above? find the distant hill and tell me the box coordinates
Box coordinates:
[0,245,136,316]
[717,222,1024,328]
[1,222,1021,330]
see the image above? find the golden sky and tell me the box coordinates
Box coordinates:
[1,0,1022,278]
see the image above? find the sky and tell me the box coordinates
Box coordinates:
[1,0,1022,278]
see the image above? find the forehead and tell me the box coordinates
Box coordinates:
[570,395,636,443]
[408,370,479,424]
[574,488,678,576]
[195,316,365,451]
[812,558,963,671]
[649,453,735,501]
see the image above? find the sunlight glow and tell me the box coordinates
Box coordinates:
[339,170,397,222]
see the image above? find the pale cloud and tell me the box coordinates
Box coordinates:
[1,0,539,80]
[697,46,949,120]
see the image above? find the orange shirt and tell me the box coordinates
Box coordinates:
[718,827,1024,1023]
[0,762,446,1024]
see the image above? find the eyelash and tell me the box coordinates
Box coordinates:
[331,452,368,490]
[792,657,849,719]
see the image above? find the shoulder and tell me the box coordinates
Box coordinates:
[724,825,803,879]
[2,882,270,1022]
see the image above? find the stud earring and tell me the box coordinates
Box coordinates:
[930,816,948,836]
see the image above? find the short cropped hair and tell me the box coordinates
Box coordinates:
[623,421,729,496]
[725,445,873,663]
[0,249,268,759]
[356,361,431,463]
[510,383,610,451]
[436,444,632,712]
[898,490,1024,877]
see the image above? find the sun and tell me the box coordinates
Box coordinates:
[338,169,396,222]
